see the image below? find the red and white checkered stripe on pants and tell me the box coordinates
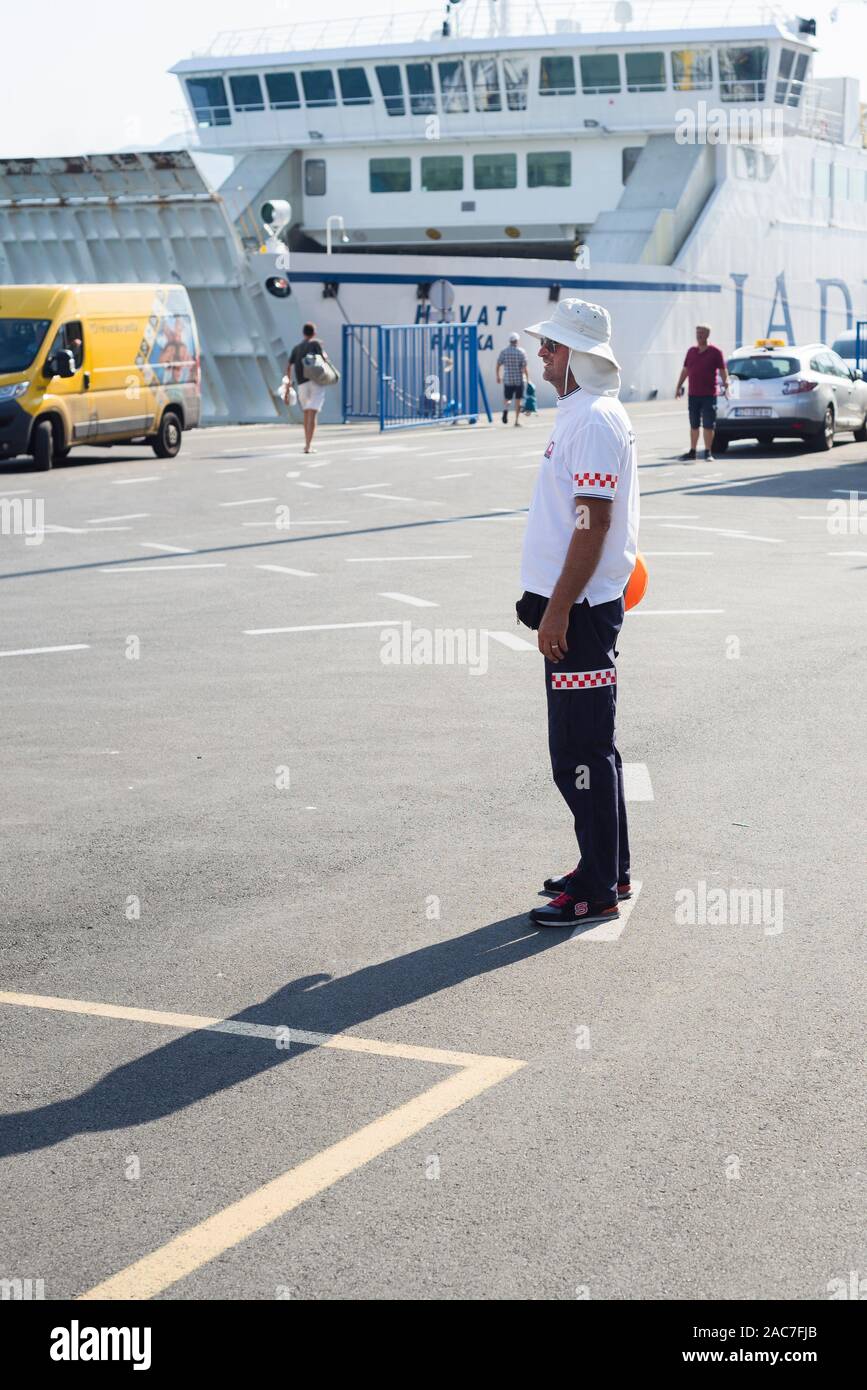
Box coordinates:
[550,668,616,690]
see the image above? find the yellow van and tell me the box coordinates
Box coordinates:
[0,284,201,470]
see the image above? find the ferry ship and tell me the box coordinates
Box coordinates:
[2,1,865,423]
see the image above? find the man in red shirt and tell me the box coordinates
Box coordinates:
[675,325,730,461]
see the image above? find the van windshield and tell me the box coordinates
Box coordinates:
[0,318,51,374]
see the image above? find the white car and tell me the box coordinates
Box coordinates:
[714,340,867,451]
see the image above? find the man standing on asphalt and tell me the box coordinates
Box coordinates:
[518,298,639,930]
[675,324,729,462]
[289,321,329,454]
[496,332,530,426]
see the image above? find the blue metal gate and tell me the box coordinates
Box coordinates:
[342,323,491,431]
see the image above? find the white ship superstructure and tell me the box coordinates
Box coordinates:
[2,2,866,421]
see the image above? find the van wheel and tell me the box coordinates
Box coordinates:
[713,436,729,453]
[32,420,54,471]
[853,413,867,442]
[152,410,182,458]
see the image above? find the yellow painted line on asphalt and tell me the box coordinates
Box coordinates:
[0,989,525,1299]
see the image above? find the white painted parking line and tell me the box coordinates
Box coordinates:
[216,467,248,474]
[797,515,832,520]
[623,763,654,801]
[831,489,865,494]
[86,513,149,523]
[640,514,700,520]
[662,523,783,543]
[641,551,713,556]
[629,608,725,615]
[0,644,90,658]
[296,481,323,489]
[246,620,400,635]
[487,630,536,651]
[219,497,277,507]
[256,564,318,577]
[110,476,162,485]
[242,519,348,527]
[345,555,471,563]
[363,494,422,502]
[570,880,643,942]
[100,564,226,573]
[827,550,867,557]
[0,488,33,496]
[513,463,538,469]
[435,472,473,479]
[378,591,439,607]
[340,482,388,491]
[139,543,193,554]
[304,461,331,469]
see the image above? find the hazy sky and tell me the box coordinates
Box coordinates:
[2,0,866,159]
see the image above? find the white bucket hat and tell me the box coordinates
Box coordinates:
[525,298,619,394]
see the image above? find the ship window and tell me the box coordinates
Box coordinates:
[718,47,768,102]
[540,55,575,96]
[376,65,405,117]
[337,69,372,106]
[304,159,326,196]
[407,62,437,115]
[421,155,463,191]
[473,151,517,189]
[580,54,620,94]
[229,75,264,112]
[503,58,529,111]
[301,70,337,108]
[370,157,411,193]
[265,72,300,110]
[472,58,502,111]
[185,77,231,128]
[622,147,642,183]
[625,52,666,93]
[527,151,571,187]
[776,49,808,107]
[438,60,469,113]
[671,49,713,92]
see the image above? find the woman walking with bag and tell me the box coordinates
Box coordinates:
[288,321,333,454]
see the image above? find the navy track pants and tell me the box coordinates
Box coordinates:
[544,596,630,903]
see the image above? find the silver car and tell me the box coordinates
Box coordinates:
[715,341,867,451]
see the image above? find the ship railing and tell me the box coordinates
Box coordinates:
[194,3,797,58]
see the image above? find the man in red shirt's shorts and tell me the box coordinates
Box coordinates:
[675,325,730,461]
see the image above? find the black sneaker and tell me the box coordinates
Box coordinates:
[502,409,508,424]
[704,450,716,462]
[530,891,620,929]
[543,865,632,900]
[680,449,696,461]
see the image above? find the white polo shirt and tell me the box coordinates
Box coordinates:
[520,385,640,605]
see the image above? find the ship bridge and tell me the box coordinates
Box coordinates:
[168,1,854,259]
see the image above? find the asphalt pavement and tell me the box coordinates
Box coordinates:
[0,401,865,1300]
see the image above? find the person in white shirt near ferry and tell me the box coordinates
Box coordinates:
[496,332,530,426]
[516,299,639,929]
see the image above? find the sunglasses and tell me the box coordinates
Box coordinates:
[539,337,563,354]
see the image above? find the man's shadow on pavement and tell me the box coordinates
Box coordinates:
[1,914,561,1159]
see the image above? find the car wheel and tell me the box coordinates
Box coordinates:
[713,436,729,453]
[816,406,835,451]
[32,419,54,471]
[152,410,182,459]
[853,413,867,443]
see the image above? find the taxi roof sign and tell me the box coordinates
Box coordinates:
[754,337,787,348]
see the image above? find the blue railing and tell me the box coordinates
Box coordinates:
[342,323,491,431]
